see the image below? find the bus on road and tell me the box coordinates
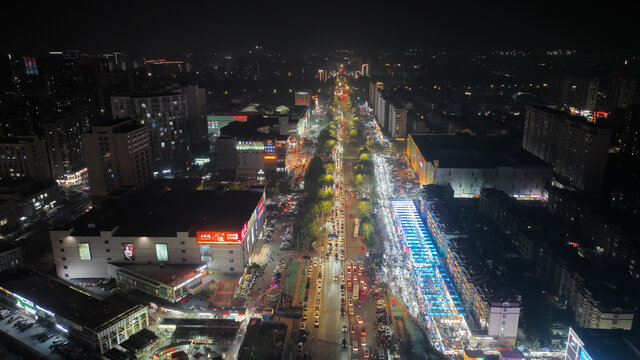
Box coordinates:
[353,284,359,300]
[353,218,360,238]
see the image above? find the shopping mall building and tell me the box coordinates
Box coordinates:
[49,186,265,302]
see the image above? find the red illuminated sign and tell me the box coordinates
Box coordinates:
[197,231,244,244]
[234,115,248,121]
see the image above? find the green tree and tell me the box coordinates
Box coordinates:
[360,221,374,240]
[323,162,335,174]
[319,200,333,214]
[357,200,373,217]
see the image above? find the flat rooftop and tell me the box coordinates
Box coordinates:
[113,263,204,287]
[409,134,550,169]
[573,328,640,360]
[0,269,144,333]
[62,188,263,237]
[220,116,290,141]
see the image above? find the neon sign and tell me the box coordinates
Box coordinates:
[234,115,248,121]
[197,230,245,244]
[264,155,277,160]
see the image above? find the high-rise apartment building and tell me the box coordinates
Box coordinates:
[554,77,599,110]
[388,103,407,139]
[111,92,190,165]
[82,119,152,197]
[0,136,51,181]
[374,90,389,130]
[607,76,636,111]
[621,106,640,157]
[182,85,208,154]
[44,114,89,180]
[368,81,383,109]
[523,106,612,192]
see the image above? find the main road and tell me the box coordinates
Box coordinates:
[307,79,380,360]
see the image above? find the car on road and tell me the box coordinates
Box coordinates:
[361,326,366,334]
[313,318,319,328]
[352,341,358,351]
[343,324,348,332]
[364,347,370,358]
[348,299,353,307]
[350,324,355,333]
[356,315,363,323]
[349,307,354,315]
[314,311,320,318]
[300,322,306,330]
[360,337,366,346]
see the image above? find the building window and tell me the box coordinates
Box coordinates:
[107,257,111,261]
[59,240,63,244]
[181,249,186,253]
[156,244,168,261]
[63,265,68,269]
[230,267,235,272]
[104,240,109,244]
[78,243,91,260]
[64,274,69,278]
[61,257,66,261]
[60,248,65,252]
[182,258,187,262]
[228,250,234,255]
[106,248,111,252]
[180,241,185,245]
[229,258,234,263]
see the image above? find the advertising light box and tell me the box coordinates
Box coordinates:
[198,230,242,244]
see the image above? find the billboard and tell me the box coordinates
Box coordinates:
[122,243,135,260]
[198,230,244,244]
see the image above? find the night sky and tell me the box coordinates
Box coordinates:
[2,0,638,56]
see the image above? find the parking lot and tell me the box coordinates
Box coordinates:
[0,307,84,360]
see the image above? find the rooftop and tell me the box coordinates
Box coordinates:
[112,263,205,287]
[573,328,640,360]
[0,269,144,333]
[409,134,551,169]
[59,187,263,237]
[219,116,290,141]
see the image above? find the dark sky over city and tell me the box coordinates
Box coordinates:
[2,0,638,56]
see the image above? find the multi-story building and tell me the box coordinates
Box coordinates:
[388,103,407,139]
[361,63,369,77]
[0,136,51,181]
[564,327,640,360]
[111,92,190,166]
[606,76,636,111]
[43,113,89,181]
[182,85,208,154]
[318,69,328,81]
[368,81,383,109]
[407,134,552,198]
[553,77,599,110]
[375,90,389,131]
[295,90,311,107]
[621,106,640,157]
[49,187,265,301]
[0,245,22,272]
[215,118,289,181]
[0,269,148,354]
[82,119,152,197]
[523,106,612,193]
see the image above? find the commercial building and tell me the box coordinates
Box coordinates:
[49,187,266,296]
[0,269,149,354]
[318,69,327,81]
[43,113,89,181]
[522,106,612,192]
[374,89,389,130]
[0,136,51,181]
[82,118,153,197]
[111,92,190,166]
[294,90,311,107]
[407,134,552,198]
[565,327,640,360]
[214,115,294,180]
